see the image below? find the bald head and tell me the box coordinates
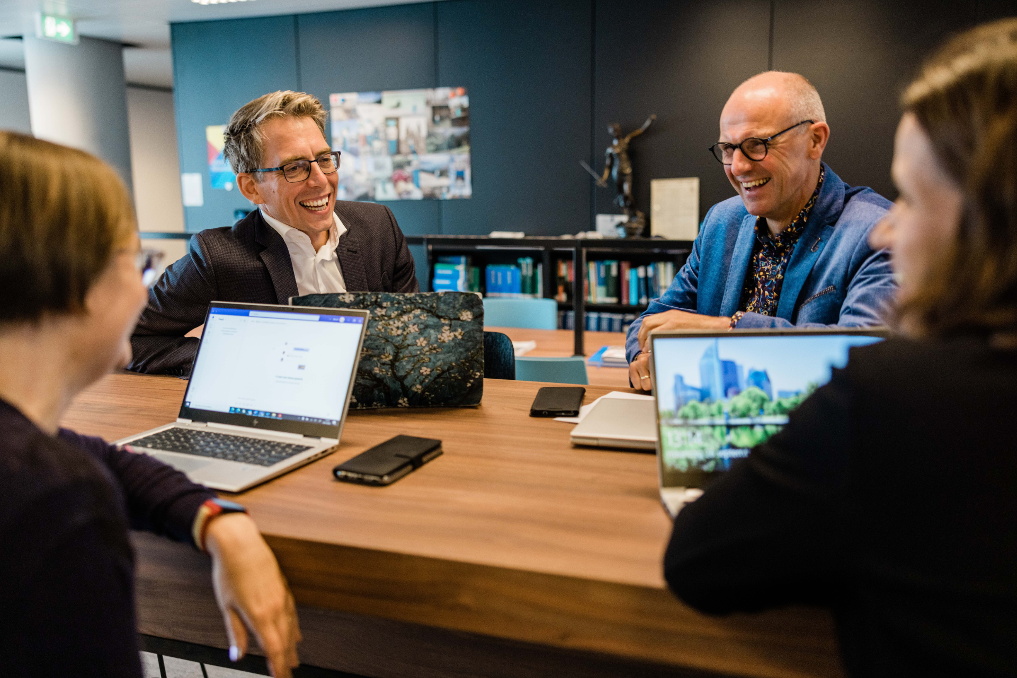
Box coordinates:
[723,72,826,128]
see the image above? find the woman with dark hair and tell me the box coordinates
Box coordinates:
[663,20,1017,677]
[0,132,300,677]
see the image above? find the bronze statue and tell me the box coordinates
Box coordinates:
[585,114,656,236]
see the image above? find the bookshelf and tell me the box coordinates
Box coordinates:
[411,236,693,355]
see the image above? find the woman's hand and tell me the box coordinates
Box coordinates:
[204,513,301,678]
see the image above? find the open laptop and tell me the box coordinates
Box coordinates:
[650,328,887,518]
[117,301,368,492]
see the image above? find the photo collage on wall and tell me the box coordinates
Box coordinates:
[329,87,471,200]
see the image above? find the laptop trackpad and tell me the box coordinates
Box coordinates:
[150,452,213,473]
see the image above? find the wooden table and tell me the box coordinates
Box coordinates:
[489,326,632,389]
[61,373,841,678]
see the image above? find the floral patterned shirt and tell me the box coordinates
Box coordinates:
[737,165,825,317]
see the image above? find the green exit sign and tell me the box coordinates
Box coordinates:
[35,12,77,44]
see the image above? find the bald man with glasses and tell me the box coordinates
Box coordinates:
[129,91,418,376]
[627,72,896,390]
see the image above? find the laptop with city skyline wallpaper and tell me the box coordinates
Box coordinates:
[649,328,887,517]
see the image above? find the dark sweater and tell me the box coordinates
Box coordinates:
[664,337,1017,677]
[0,399,215,677]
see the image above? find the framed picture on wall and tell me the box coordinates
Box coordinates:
[329,87,471,201]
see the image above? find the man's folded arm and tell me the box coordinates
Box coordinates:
[625,233,703,362]
[129,235,216,375]
[835,241,895,326]
[734,239,896,330]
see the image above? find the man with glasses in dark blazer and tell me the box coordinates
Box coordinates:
[627,72,896,391]
[129,91,418,376]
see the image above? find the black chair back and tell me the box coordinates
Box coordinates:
[484,331,516,380]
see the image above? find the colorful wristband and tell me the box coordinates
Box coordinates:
[729,311,745,330]
[192,498,248,552]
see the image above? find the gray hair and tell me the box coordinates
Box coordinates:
[223,91,328,175]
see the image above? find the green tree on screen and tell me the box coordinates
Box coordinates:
[727,387,770,418]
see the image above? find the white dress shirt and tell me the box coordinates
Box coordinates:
[260,209,348,296]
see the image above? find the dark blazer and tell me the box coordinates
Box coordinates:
[129,201,419,375]
[664,337,1017,677]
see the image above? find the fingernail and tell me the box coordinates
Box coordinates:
[229,646,240,662]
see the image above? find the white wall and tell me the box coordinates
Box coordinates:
[1,70,188,268]
[25,36,134,192]
[128,87,188,270]
[0,69,32,133]
[127,87,186,234]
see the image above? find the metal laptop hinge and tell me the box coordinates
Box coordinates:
[205,421,305,440]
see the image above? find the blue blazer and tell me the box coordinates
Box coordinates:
[626,164,895,361]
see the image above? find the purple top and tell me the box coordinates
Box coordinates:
[0,398,215,677]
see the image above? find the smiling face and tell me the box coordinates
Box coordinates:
[718,76,829,230]
[236,116,337,243]
[869,113,964,300]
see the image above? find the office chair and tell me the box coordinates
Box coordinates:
[484,331,516,380]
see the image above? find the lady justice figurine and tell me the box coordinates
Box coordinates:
[583,114,656,237]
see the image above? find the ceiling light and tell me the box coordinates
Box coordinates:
[191,0,254,5]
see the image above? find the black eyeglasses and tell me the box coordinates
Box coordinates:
[249,151,341,183]
[136,249,165,287]
[708,120,814,165]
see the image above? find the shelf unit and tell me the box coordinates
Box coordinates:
[412,235,693,355]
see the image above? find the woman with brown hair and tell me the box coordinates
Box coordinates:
[0,132,299,677]
[663,19,1017,677]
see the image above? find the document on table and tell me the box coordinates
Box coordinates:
[512,340,536,356]
[587,346,627,367]
[554,390,654,424]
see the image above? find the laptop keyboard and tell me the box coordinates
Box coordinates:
[129,428,313,467]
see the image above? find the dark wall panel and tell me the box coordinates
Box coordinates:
[172,17,299,233]
[297,4,439,236]
[975,0,1017,23]
[593,0,770,231]
[436,0,593,236]
[772,0,974,201]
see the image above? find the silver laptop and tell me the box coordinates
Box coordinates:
[118,301,368,492]
[650,328,887,518]
[570,398,657,450]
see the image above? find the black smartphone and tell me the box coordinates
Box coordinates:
[529,386,586,417]
[333,435,442,486]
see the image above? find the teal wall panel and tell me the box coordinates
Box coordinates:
[297,4,439,236]
[172,16,299,233]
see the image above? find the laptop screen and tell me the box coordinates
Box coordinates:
[179,302,367,437]
[650,330,885,489]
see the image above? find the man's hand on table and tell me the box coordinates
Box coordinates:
[631,310,731,392]
[629,352,655,392]
[205,513,301,678]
